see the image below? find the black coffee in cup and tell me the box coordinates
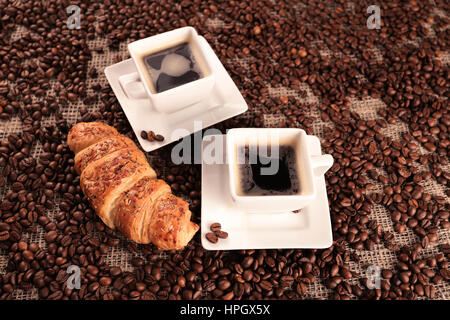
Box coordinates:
[235,144,300,196]
[144,42,204,93]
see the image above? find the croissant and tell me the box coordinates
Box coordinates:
[67,122,199,250]
[67,122,119,154]
[74,135,136,174]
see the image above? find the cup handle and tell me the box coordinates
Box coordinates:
[118,72,148,100]
[310,154,333,177]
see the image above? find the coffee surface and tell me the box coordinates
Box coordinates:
[236,145,300,196]
[144,42,203,93]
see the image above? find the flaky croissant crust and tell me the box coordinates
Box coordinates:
[68,122,199,250]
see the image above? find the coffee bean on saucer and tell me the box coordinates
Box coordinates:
[147,131,155,142]
[292,209,302,214]
[154,134,165,142]
[140,131,148,140]
[216,231,228,239]
[205,232,218,244]
[210,223,221,232]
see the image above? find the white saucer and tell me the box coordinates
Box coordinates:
[105,37,248,152]
[201,134,333,250]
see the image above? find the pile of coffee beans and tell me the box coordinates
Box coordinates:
[140,130,164,142]
[0,0,448,300]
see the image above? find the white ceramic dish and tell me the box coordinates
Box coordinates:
[201,134,333,250]
[226,128,333,213]
[105,37,248,152]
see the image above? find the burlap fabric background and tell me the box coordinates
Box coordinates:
[0,2,449,299]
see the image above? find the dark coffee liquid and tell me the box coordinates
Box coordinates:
[144,42,203,93]
[236,145,300,196]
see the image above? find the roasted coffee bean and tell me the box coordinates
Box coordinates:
[131,257,144,267]
[87,265,99,276]
[110,267,122,277]
[99,277,112,286]
[222,291,234,300]
[242,256,254,269]
[44,231,58,243]
[296,282,307,296]
[205,232,218,244]
[259,280,272,291]
[147,131,155,142]
[216,231,228,239]
[243,270,253,282]
[0,230,9,241]
[218,279,231,291]
[210,223,221,232]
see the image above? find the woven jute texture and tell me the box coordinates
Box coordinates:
[0,1,449,300]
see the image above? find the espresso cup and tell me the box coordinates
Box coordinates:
[226,128,333,213]
[120,27,216,114]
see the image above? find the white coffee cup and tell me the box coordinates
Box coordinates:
[121,27,216,114]
[226,128,333,213]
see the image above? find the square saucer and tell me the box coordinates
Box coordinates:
[105,37,248,152]
[201,134,333,250]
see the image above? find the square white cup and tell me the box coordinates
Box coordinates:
[123,27,216,114]
[226,128,333,213]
